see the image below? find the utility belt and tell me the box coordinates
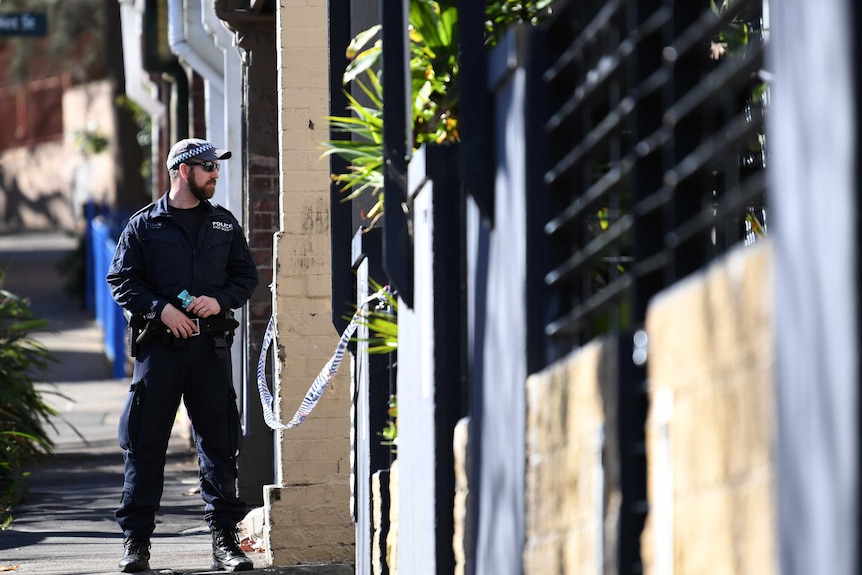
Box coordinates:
[129,312,239,357]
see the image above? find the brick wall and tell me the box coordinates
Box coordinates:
[247,160,278,349]
[267,0,355,565]
[228,18,280,506]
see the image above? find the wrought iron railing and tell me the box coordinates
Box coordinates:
[543,0,769,350]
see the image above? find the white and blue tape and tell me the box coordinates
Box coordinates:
[256,286,389,430]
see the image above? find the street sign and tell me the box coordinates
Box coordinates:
[0,12,47,37]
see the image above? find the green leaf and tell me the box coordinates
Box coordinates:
[323,1,556,221]
[343,42,382,85]
[345,24,382,59]
[0,275,59,522]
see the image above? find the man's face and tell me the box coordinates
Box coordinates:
[187,162,218,201]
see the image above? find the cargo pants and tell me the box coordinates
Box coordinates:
[115,334,246,537]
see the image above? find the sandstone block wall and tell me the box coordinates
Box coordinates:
[522,242,775,575]
[453,417,470,575]
[641,241,776,575]
[380,410,469,575]
[387,459,399,575]
[524,337,619,574]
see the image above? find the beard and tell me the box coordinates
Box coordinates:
[189,177,216,202]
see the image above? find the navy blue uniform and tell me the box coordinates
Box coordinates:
[107,194,259,537]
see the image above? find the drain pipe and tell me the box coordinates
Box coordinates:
[167,0,223,88]
[202,3,243,218]
[117,0,164,122]
[167,0,231,208]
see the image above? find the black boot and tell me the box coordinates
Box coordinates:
[211,525,253,572]
[118,533,150,573]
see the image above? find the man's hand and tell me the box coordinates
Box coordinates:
[186,295,222,318]
[160,303,200,339]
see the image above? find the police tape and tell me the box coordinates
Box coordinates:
[256,286,390,430]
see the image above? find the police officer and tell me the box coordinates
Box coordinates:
[107,139,259,573]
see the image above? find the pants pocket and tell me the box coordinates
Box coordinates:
[119,381,145,451]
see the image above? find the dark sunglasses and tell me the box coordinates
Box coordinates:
[185,161,220,172]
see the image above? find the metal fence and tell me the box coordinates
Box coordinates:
[85,204,128,379]
[543,0,768,353]
[538,3,769,568]
[331,0,770,572]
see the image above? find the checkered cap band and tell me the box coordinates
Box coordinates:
[167,142,214,170]
[166,139,231,171]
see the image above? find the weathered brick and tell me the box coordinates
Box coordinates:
[267,0,352,564]
[254,196,279,212]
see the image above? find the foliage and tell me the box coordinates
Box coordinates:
[325,2,556,450]
[709,0,751,60]
[323,0,557,225]
[355,280,398,354]
[709,0,769,240]
[380,395,398,450]
[349,279,398,354]
[484,0,556,47]
[116,95,154,185]
[408,0,461,145]
[69,122,110,157]
[744,211,766,239]
[351,279,398,448]
[322,0,461,226]
[321,71,386,224]
[0,273,56,529]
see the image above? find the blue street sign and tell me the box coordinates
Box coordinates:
[0,12,47,37]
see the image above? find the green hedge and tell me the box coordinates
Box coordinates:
[0,274,55,529]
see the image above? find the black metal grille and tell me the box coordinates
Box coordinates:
[543,0,768,348]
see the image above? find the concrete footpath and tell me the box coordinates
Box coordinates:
[0,232,353,575]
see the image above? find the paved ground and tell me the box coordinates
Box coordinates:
[0,232,353,575]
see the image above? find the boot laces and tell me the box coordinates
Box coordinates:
[124,535,150,555]
[214,527,243,554]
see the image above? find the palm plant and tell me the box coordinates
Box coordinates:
[323,0,556,225]
[321,68,386,224]
[353,279,398,354]
[0,278,55,529]
[325,1,556,448]
[350,279,398,447]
